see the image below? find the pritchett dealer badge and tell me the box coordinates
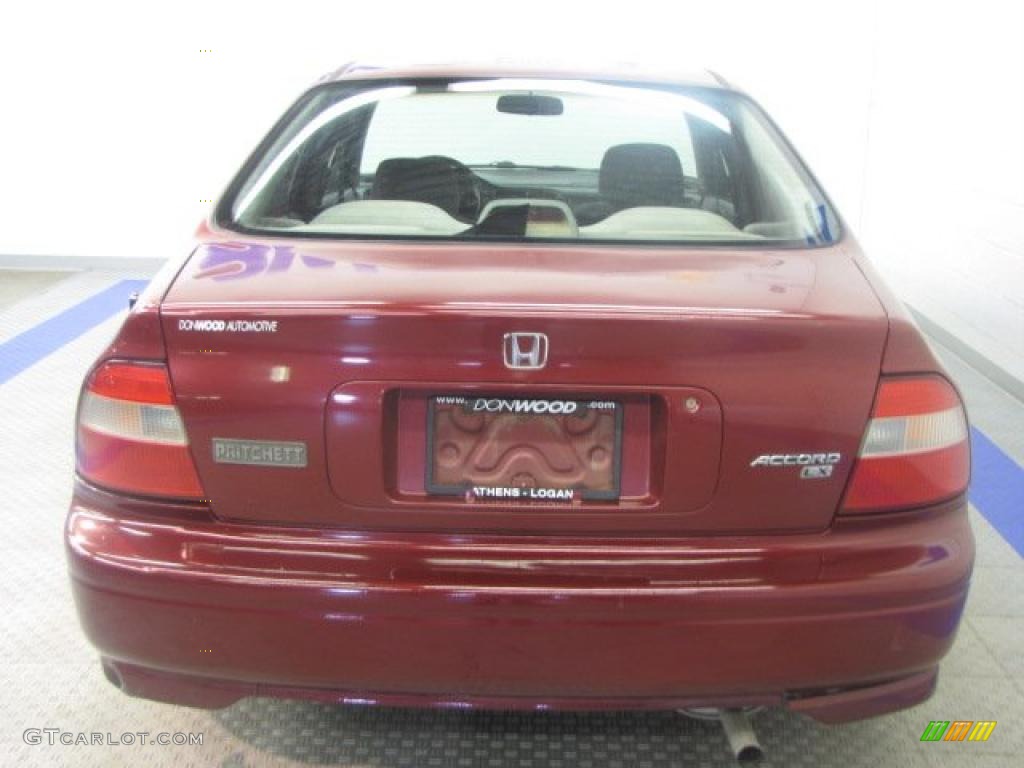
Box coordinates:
[212,438,307,467]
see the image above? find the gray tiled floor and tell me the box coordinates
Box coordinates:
[0,270,72,312]
[0,269,1021,767]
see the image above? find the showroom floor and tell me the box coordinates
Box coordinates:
[1,269,1021,768]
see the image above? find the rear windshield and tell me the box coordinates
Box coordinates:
[224,78,839,246]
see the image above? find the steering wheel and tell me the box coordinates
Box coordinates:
[423,155,482,222]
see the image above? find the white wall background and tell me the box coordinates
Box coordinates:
[1,0,1021,378]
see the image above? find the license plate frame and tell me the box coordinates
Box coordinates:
[425,395,623,502]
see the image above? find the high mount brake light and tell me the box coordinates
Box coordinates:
[841,376,969,513]
[76,361,204,499]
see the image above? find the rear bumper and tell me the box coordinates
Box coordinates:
[66,481,973,722]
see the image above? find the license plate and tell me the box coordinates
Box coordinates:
[426,395,622,501]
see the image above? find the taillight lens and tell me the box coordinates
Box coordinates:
[76,361,204,499]
[841,376,969,513]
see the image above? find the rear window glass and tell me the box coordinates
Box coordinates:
[225,78,839,246]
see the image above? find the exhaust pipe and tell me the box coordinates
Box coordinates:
[718,709,764,763]
[680,707,764,763]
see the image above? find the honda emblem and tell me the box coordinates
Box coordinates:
[503,332,548,370]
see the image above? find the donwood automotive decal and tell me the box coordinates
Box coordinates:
[178,319,279,333]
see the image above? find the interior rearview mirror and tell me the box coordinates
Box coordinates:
[496,93,564,116]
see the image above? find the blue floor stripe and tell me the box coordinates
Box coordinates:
[970,427,1024,557]
[0,279,148,386]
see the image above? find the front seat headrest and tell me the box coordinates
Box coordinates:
[371,156,461,217]
[599,143,684,208]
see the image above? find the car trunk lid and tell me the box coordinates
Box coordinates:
[159,237,887,534]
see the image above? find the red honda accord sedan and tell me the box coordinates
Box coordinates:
[67,63,973,734]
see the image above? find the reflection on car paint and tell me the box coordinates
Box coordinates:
[194,243,335,281]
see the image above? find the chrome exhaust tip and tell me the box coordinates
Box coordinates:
[718,708,764,763]
[680,707,764,763]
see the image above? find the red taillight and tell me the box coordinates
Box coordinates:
[76,361,204,499]
[86,361,175,404]
[841,375,969,513]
